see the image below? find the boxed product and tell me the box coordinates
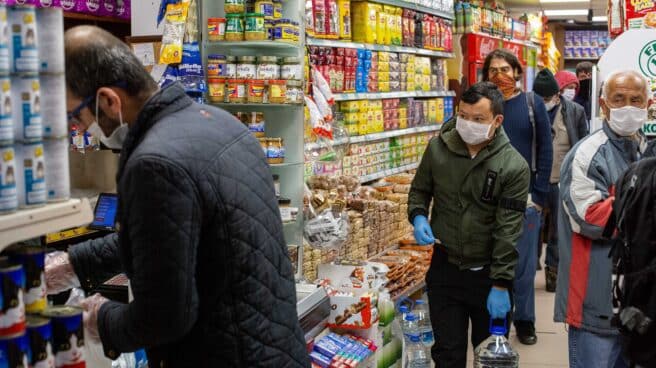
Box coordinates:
[626,0,656,29]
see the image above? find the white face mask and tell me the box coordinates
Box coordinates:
[608,106,647,136]
[89,90,128,150]
[562,88,576,100]
[456,116,494,145]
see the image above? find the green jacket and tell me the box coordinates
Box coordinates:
[408,119,530,285]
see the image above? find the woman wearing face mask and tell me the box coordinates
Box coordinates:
[482,49,553,346]
[532,69,588,294]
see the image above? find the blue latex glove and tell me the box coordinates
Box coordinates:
[487,287,511,319]
[412,215,435,245]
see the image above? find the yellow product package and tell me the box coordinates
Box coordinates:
[384,6,394,45]
[358,100,370,112]
[352,1,377,43]
[428,100,437,124]
[436,98,445,123]
[341,101,360,113]
[159,2,190,65]
[337,0,351,39]
[376,5,387,45]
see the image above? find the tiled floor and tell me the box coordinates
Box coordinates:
[466,269,570,368]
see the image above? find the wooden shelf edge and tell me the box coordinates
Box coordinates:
[64,11,130,24]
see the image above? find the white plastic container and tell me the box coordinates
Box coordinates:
[43,138,69,202]
[9,6,39,74]
[11,74,42,142]
[0,145,18,214]
[36,7,65,73]
[0,6,10,74]
[15,141,46,208]
[40,74,67,138]
[0,76,13,145]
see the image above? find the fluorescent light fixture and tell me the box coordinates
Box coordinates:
[592,15,608,22]
[540,0,588,3]
[544,9,589,16]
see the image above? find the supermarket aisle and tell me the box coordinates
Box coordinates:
[466,272,570,368]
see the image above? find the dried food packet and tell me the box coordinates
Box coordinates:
[159,1,190,65]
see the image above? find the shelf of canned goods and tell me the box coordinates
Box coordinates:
[0,198,94,249]
[306,38,455,58]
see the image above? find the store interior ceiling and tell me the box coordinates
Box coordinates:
[505,0,608,24]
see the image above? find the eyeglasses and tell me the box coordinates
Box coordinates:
[488,66,512,75]
[67,95,95,124]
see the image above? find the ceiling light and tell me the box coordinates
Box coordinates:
[540,0,588,3]
[543,9,589,16]
[566,19,575,23]
[592,15,608,22]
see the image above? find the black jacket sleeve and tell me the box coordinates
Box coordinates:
[531,95,554,208]
[97,157,201,358]
[575,103,589,141]
[408,139,435,223]
[68,233,123,292]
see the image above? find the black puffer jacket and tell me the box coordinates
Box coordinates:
[69,83,309,367]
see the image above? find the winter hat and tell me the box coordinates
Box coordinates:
[533,69,560,98]
[554,70,579,91]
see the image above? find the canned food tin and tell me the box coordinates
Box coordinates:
[0,6,9,74]
[43,138,69,202]
[11,75,42,142]
[15,141,46,208]
[8,6,39,73]
[40,74,67,138]
[41,306,85,368]
[0,332,30,368]
[27,316,55,368]
[8,246,46,314]
[0,263,26,336]
[36,7,65,73]
[0,146,17,214]
[0,77,12,145]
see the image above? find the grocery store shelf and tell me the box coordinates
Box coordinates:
[333,90,455,101]
[564,57,600,61]
[0,198,94,249]
[211,102,303,110]
[365,0,454,19]
[465,32,540,48]
[306,124,442,150]
[205,41,302,56]
[270,162,304,168]
[360,162,419,183]
[392,281,426,301]
[306,38,454,58]
[64,12,130,24]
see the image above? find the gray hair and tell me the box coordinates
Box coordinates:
[601,70,651,100]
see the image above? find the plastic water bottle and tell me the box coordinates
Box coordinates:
[474,319,519,368]
[404,315,431,368]
[393,304,410,339]
[414,299,435,347]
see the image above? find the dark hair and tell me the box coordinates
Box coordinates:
[461,82,504,116]
[482,49,523,82]
[576,61,594,76]
[65,26,157,100]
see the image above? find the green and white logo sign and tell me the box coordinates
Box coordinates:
[639,41,656,78]
[643,121,656,136]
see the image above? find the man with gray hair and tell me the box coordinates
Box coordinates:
[45,26,309,367]
[555,70,650,368]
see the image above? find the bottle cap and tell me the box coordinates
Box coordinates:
[399,305,409,313]
[415,300,425,305]
[409,334,421,343]
[404,313,416,321]
[489,318,508,335]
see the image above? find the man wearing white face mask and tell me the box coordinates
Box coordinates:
[409,82,530,368]
[556,70,650,368]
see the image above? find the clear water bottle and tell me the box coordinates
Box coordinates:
[474,319,519,368]
[414,299,435,347]
[394,304,410,338]
[402,313,419,342]
[405,331,432,368]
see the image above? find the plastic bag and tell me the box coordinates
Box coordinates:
[312,84,333,122]
[304,187,349,249]
[305,96,333,139]
[312,67,335,104]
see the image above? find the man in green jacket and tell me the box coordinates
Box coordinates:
[408,82,530,368]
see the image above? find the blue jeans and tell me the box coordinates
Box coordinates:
[546,183,560,268]
[513,206,541,322]
[568,327,629,368]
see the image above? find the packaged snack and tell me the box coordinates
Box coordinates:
[159,2,189,64]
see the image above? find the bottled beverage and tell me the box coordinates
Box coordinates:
[402,313,418,342]
[404,323,431,368]
[414,299,435,347]
[474,320,519,368]
[394,304,410,338]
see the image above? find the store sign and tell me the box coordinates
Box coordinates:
[639,40,656,77]
[468,34,501,62]
[643,121,656,136]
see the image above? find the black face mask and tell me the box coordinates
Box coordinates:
[578,79,591,100]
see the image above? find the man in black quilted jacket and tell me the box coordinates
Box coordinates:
[45,26,309,367]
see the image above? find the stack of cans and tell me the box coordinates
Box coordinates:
[0,3,70,215]
[0,246,86,368]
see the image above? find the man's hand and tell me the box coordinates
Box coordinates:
[80,293,109,343]
[45,251,81,295]
[413,215,435,245]
[487,287,511,319]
